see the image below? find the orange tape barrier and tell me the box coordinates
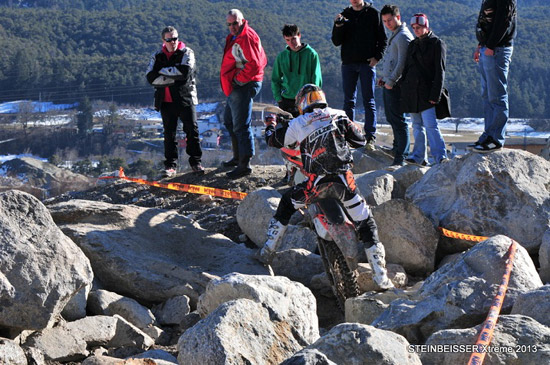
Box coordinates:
[439,227,488,242]
[98,167,248,200]
[467,239,518,365]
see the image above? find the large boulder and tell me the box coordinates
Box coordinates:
[0,337,27,365]
[284,323,421,365]
[178,299,306,365]
[355,171,395,206]
[48,199,269,305]
[372,199,439,275]
[421,315,550,365]
[406,150,550,253]
[236,188,316,251]
[511,285,550,327]
[351,149,393,173]
[373,236,543,343]
[197,273,319,345]
[539,229,550,283]
[0,190,93,331]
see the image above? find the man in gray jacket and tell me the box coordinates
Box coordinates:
[377,5,413,168]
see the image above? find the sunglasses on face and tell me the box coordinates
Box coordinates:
[164,37,178,42]
[227,21,239,27]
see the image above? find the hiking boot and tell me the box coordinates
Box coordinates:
[467,141,481,149]
[222,158,239,167]
[363,137,376,153]
[405,158,428,167]
[226,166,252,179]
[191,164,205,175]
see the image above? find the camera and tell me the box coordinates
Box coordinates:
[335,16,347,25]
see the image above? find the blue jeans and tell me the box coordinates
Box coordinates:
[410,107,447,164]
[383,86,409,164]
[224,81,262,158]
[341,63,376,139]
[478,46,513,146]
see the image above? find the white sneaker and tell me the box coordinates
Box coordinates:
[163,168,176,178]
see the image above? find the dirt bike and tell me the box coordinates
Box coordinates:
[264,106,361,310]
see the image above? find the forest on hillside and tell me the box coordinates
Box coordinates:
[0,0,548,118]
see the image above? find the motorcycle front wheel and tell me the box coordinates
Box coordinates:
[317,238,359,311]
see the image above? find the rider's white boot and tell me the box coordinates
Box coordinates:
[365,243,394,290]
[259,218,287,264]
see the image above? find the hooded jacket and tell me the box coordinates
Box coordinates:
[400,31,446,114]
[220,20,267,97]
[271,44,323,102]
[331,2,387,64]
[145,41,198,110]
[476,0,517,49]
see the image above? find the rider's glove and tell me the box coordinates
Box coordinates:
[264,114,277,127]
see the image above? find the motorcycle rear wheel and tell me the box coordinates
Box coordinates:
[318,238,359,311]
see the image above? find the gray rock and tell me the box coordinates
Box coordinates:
[88,289,160,339]
[422,315,550,365]
[406,150,550,253]
[511,285,550,327]
[388,164,429,199]
[197,273,319,345]
[355,171,395,206]
[236,187,281,246]
[374,198,439,274]
[271,249,325,286]
[356,263,408,292]
[152,295,191,326]
[289,323,421,365]
[23,325,89,362]
[65,315,118,347]
[373,235,543,343]
[48,199,268,305]
[351,149,393,173]
[0,190,93,331]
[130,349,178,363]
[178,299,306,365]
[281,349,336,365]
[62,283,91,321]
[108,315,154,350]
[0,337,27,365]
[540,229,550,283]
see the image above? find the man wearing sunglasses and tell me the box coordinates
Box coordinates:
[220,9,267,179]
[146,26,203,178]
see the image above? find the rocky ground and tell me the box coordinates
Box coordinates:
[46,164,289,246]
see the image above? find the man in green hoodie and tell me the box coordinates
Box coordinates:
[271,24,323,117]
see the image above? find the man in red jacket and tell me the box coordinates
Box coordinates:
[220,9,267,179]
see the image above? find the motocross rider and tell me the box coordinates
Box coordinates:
[258,84,394,290]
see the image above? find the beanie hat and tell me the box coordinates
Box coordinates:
[410,13,429,28]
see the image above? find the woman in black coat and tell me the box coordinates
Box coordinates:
[400,13,448,165]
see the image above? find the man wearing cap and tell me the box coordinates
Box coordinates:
[377,4,413,169]
[220,9,267,179]
[332,0,387,152]
[400,13,449,166]
[471,0,517,153]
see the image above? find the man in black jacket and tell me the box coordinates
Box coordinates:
[146,26,203,177]
[332,0,387,151]
[471,0,517,153]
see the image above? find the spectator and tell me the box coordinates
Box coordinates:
[271,23,322,184]
[377,4,413,169]
[471,0,517,153]
[401,14,449,166]
[332,0,387,151]
[220,9,267,179]
[146,26,203,177]
[271,24,322,117]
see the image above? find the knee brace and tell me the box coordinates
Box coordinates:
[343,194,369,222]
